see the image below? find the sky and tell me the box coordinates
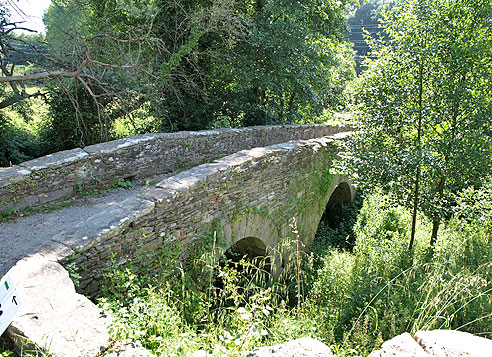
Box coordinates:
[6,0,52,33]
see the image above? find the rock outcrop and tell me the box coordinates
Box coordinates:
[249,337,333,357]
[369,330,492,357]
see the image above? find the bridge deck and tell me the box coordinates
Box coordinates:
[0,186,143,277]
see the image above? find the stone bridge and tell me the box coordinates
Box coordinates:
[0,124,354,356]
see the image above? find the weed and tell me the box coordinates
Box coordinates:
[0,200,74,223]
[185,139,194,149]
[75,183,101,197]
[0,207,17,222]
[111,179,133,189]
[65,262,82,288]
[44,201,72,213]
[144,179,160,186]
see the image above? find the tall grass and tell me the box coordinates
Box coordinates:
[307,190,492,354]
[99,188,492,356]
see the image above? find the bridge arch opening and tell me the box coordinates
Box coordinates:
[328,181,352,206]
[315,181,358,250]
[224,237,274,275]
[225,236,268,263]
[214,237,273,292]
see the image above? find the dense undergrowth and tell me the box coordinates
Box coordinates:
[97,185,492,356]
[1,186,490,356]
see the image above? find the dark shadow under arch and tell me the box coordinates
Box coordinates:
[215,236,273,291]
[314,181,360,251]
[225,236,268,262]
[328,181,352,206]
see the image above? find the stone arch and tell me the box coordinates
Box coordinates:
[300,175,355,246]
[311,176,356,248]
[222,213,281,276]
[226,236,268,261]
[327,181,353,206]
[222,213,278,252]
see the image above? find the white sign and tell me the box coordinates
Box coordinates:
[0,275,21,335]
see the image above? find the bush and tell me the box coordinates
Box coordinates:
[308,190,492,355]
[97,190,492,356]
[0,112,47,166]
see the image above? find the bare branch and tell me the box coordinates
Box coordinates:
[0,90,46,109]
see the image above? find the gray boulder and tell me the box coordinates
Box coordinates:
[6,254,111,356]
[249,337,333,357]
[370,330,492,357]
[414,329,492,357]
[368,332,430,356]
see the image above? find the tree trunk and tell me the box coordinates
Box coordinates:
[409,61,424,250]
[430,176,445,248]
[429,75,462,248]
[430,217,440,248]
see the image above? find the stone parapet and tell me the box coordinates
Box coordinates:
[67,132,354,296]
[0,124,348,213]
[3,128,353,356]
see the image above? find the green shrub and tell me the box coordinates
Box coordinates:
[97,190,492,356]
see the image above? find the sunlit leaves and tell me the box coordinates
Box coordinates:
[343,0,492,243]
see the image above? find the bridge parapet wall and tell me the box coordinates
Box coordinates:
[0,124,348,213]
[64,132,353,296]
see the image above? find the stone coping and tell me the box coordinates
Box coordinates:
[0,123,350,212]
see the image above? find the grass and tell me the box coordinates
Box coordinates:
[0,201,73,223]
[90,188,492,356]
[3,188,487,356]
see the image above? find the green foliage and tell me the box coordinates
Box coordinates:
[100,245,299,355]
[201,0,356,127]
[65,262,82,288]
[1,0,357,164]
[0,207,17,222]
[343,0,492,245]
[0,338,14,357]
[98,190,492,356]
[311,197,362,252]
[309,191,492,354]
[454,178,492,234]
[347,0,397,72]
[111,179,133,189]
[46,85,111,151]
[0,108,48,167]
[0,200,72,223]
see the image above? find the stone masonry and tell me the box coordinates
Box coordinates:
[64,132,355,296]
[0,124,349,213]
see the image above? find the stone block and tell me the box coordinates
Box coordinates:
[10,195,40,210]
[6,254,111,356]
[20,148,88,171]
[106,341,154,356]
[37,187,74,205]
[368,332,429,357]
[52,197,155,252]
[249,337,333,357]
[83,134,157,154]
[0,166,31,188]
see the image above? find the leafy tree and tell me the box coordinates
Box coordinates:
[52,0,357,132]
[202,0,356,127]
[343,0,492,248]
[1,0,357,164]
